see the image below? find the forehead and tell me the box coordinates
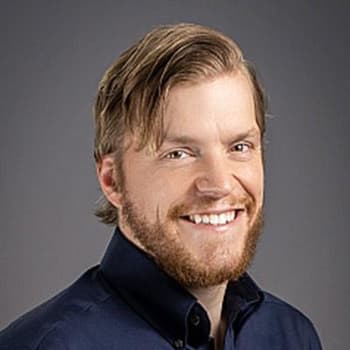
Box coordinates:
[162,73,258,144]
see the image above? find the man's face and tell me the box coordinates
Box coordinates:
[116,73,264,287]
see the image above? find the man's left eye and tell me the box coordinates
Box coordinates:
[232,143,250,153]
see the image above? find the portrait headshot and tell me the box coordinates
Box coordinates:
[1,1,349,349]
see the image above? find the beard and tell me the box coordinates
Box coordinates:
[120,191,263,288]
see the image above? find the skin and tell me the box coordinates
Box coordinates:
[98,72,264,348]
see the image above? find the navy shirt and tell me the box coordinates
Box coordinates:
[0,228,322,349]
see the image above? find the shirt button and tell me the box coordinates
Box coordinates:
[173,339,184,349]
[190,313,201,326]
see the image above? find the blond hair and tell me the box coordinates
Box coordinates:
[94,23,267,225]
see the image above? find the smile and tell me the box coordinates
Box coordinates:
[185,210,240,226]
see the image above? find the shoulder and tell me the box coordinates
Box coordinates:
[0,267,116,350]
[0,264,167,349]
[259,291,316,326]
[242,291,322,348]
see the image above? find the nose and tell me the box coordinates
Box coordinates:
[194,158,235,199]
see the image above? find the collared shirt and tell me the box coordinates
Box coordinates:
[0,228,322,349]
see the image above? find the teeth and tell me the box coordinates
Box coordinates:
[194,214,201,224]
[203,215,210,224]
[218,213,226,224]
[209,214,218,225]
[188,211,236,225]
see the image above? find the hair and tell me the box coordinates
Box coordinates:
[93,23,267,225]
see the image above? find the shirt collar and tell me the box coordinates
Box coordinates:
[100,227,263,347]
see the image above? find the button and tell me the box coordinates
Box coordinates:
[190,313,201,326]
[173,339,183,348]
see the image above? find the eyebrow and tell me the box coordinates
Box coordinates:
[162,127,260,146]
[162,135,199,145]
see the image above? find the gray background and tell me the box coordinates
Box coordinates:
[1,1,349,349]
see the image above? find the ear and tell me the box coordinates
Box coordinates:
[96,156,122,208]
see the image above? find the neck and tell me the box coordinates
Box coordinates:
[188,282,228,349]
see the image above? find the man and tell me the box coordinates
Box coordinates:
[0,23,322,349]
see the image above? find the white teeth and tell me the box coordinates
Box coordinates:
[203,215,210,224]
[194,214,201,224]
[218,213,226,224]
[209,214,218,225]
[188,211,237,225]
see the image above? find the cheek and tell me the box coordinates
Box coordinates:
[152,175,192,216]
[237,162,264,202]
[124,166,191,219]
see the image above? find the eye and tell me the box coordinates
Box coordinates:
[231,143,250,153]
[164,149,191,160]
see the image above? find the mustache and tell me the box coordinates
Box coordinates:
[168,194,255,219]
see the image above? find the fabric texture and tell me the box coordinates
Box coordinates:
[0,228,322,349]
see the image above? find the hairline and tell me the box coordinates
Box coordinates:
[118,67,262,156]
